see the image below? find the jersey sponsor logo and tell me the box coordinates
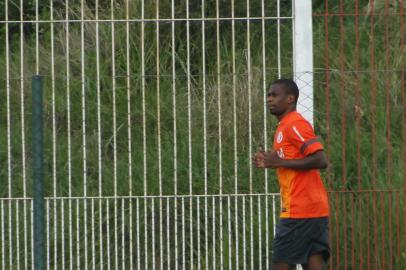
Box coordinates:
[276,131,283,143]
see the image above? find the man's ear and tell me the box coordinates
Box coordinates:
[287,94,295,104]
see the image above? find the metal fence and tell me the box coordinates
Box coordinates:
[0,0,405,269]
[313,0,405,269]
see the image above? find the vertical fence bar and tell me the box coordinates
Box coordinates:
[64,2,73,268]
[32,75,45,270]
[245,0,254,269]
[18,0,29,267]
[106,200,111,269]
[258,197,262,270]
[155,1,163,269]
[171,1,178,269]
[215,0,224,268]
[366,192,371,269]
[277,0,281,78]
[380,192,386,270]
[95,0,104,266]
[350,193,355,269]
[166,198,171,270]
[16,202,20,270]
[49,0,58,269]
[354,0,362,188]
[1,201,5,270]
[230,1,239,268]
[212,197,216,269]
[80,0,89,268]
[31,200,34,270]
[91,199,95,270]
[201,1,208,269]
[272,195,276,236]
[396,192,401,259]
[5,1,13,267]
[185,1,194,268]
[242,197,246,270]
[136,198,140,270]
[384,0,392,186]
[46,200,49,270]
[338,3,347,262]
[389,192,393,269]
[373,191,380,267]
[125,0,134,268]
[110,1,118,268]
[140,1,149,267]
[35,0,39,73]
[358,193,363,269]
[76,200,81,269]
[369,0,377,186]
[339,0,347,190]
[197,197,200,270]
[152,198,156,270]
[401,0,406,262]
[61,200,65,270]
[181,198,185,269]
[370,1,379,261]
[227,196,232,270]
[121,199,125,270]
[323,0,332,188]
[260,0,269,267]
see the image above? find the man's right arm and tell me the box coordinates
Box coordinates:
[253,149,328,170]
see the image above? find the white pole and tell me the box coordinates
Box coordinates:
[293,0,314,125]
[293,17,314,270]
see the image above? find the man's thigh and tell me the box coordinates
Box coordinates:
[301,253,328,270]
[271,262,296,270]
[272,217,330,265]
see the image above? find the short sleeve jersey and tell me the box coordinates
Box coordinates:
[273,111,329,218]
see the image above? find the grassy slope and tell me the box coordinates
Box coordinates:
[0,0,404,267]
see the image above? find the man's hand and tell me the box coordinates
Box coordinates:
[263,150,281,168]
[252,147,266,168]
[253,148,281,169]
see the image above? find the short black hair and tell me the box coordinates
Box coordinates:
[271,78,299,103]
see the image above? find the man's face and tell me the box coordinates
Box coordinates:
[267,84,293,116]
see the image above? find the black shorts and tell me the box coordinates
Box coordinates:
[272,217,330,265]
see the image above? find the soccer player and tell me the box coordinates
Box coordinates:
[253,79,330,270]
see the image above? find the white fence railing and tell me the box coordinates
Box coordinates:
[1,194,281,269]
[0,0,313,269]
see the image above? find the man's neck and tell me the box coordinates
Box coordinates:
[277,108,296,121]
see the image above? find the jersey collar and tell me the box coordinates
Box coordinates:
[279,110,299,125]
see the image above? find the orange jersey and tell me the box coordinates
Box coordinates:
[273,111,329,218]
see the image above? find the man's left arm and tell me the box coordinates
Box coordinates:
[263,120,328,170]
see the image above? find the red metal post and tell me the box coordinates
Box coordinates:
[369,0,378,187]
[324,0,332,189]
[354,0,362,189]
[384,0,392,186]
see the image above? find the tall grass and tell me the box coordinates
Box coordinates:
[0,0,404,268]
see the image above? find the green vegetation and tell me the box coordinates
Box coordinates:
[0,0,404,268]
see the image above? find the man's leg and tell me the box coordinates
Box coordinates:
[271,262,296,270]
[300,253,327,270]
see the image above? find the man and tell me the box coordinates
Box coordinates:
[253,79,330,270]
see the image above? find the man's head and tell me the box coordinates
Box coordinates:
[267,78,299,118]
